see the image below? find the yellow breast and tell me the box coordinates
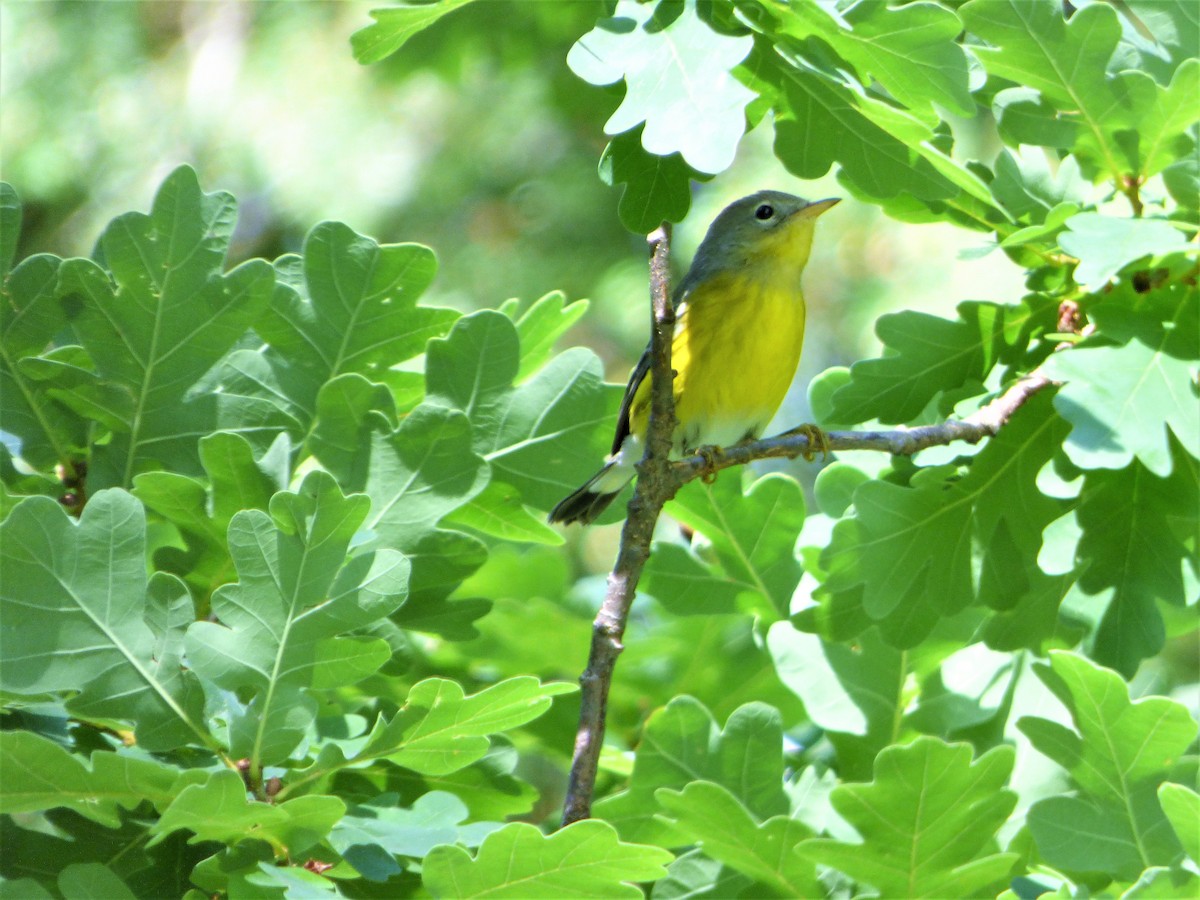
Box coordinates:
[631,271,807,451]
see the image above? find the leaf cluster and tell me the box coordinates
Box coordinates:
[2,0,1198,897]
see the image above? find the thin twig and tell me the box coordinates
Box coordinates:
[561,224,678,826]
[671,373,1055,482]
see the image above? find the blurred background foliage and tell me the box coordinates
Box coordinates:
[2,0,1024,416]
[0,0,1034,788]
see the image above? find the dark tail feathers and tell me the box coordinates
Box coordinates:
[547,484,621,526]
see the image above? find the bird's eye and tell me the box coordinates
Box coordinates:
[754,204,775,221]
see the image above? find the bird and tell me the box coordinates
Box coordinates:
[548,190,839,526]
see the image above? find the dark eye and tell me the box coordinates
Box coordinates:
[754,203,775,221]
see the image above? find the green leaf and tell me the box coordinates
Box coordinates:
[257,224,455,455]
[425,311,621,511]
[1057,214,1188,290]
[1120,60,1200,180]
[594,698,788,844]
[1124,867,1200,899]
[1018,651,1197,877]
[506,291,590,382]
[1158,782,1200,864]
[599,128,699,234]
[961,0,1128,180]
[0,490,209,750]
[795,738,1019,898]
[818,393,1070,647]
[990,149,1089,225]
[646,473,804,620]
[442,480,564,546]
[1,252,83,470]
[0,732,201,827]
[771,65,953,203]
[134,431,288,597]
[0,181,19,278]
[391,529,491,639]
[185,471,410,766]
[362,403,489,554]
[351,0,478,64]
[0,881,52,900]
[330,791,500,881]
[385,738,539,822]
[57,864,136,900]
[1126,0,1200,72]
[149,769,344,857]
[308,373,396,486]
[1045,284,1198,476]
[56,165,275,488]
[829,302,1040,425]
[655,781,820,898]
[993,87,1078,150]
[567,0,754,174]
[1070,453,1197,674]
[651,849,753,899]
[760,0,973,119]
[767,624,908,778]
[422,820,673,898]
[359,676,576,776]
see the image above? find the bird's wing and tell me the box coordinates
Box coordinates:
[609,298,689,456]
[610,343,651,455]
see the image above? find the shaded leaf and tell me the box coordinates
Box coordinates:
[0,732,201,827]
[656,781,820,898]
[760,0,972,118]
[425,311,620,510]
[330,791,500,881]
[1,250,81,470]
[599,129,699,234]
[647,473,804,620]
[594,697,788,844]
[185,471,409,766]
[0,490,209,750]
[818,394,1070,647]
[56,165,275,488]
[149,770,343,857]
[361,404,489,553]
[1018,651,1196,877]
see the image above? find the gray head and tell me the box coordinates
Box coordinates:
[679,190,840,294]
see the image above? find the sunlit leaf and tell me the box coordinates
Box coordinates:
[568,0,754,174]
[796,738,1019,898]
[423,820,673,898]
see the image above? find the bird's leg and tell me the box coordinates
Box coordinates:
[781,423,831,461]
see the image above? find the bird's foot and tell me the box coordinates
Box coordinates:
[782,423,831,462]
[695,444,724,484]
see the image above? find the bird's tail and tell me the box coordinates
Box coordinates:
[548,461,634,525]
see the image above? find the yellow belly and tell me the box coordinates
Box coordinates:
[631,272,806,451]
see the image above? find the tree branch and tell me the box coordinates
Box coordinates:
[671,373,1055,482]
[562,224,679,827]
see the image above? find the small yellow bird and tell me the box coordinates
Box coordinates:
[549,190,839,525]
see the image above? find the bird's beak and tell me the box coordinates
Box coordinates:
[796,197,841,220]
